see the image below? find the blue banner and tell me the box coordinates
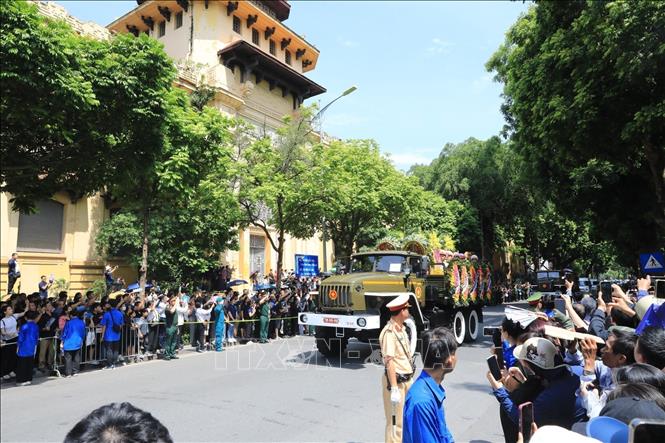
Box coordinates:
[295,254,319,277]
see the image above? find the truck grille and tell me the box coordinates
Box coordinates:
[318,284,351,308]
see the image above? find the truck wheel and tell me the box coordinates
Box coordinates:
[315,332,348,357]
[465,309,479,342]
[452,310,466,345]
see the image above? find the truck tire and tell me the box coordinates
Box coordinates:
[452,310,466,345]
[315,331,348,357]
[465,309,479,342]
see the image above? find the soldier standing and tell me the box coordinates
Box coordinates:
[380,294,416,443]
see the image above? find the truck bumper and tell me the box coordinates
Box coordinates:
[298,313,381,330]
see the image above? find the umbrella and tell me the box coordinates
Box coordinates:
[255,283,276,290]
[125,282,153,292]
[228,279,249,287]
[109,290,126,299]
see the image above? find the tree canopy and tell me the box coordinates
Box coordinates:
[486,0,665,263]
[0,1,175,213]
[96,92,241,288]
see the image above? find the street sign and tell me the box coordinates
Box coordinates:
[295,254,319,277]
[639,252,665,275]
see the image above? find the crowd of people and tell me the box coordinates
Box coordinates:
[1,269,322,386]
[481,276,665,443]
[383,275,664,443]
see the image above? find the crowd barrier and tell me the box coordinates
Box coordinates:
[1,315,309,380]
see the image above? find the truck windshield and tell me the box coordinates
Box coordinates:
[351,255,406,273]
[537,271,560,280]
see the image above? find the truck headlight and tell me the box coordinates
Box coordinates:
[300,314,308,323]
[357,317,367,327]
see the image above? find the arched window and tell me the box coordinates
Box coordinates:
[17,200,64,252]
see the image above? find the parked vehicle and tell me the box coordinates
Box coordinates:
[578,277,591,294]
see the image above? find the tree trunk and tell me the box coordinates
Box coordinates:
[139,207,150,301]
[644,141,665,231]
[276,230,284,290]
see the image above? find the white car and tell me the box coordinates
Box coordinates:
[578,277,591,294]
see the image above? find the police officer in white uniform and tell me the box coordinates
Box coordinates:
[379,294,416,443]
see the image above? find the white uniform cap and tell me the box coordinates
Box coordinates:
[386,294,411,312]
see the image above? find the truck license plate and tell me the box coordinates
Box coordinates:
[323,317,339,324]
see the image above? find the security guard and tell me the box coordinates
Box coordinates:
[380,294,416,443]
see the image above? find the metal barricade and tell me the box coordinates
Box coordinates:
[50,323,142,376]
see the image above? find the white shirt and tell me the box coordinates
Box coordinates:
[195,307,212,322]
[1,315,19,341]
[176,304,189,326]
[156,301,167,319]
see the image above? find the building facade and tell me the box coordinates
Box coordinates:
[1,1,331,296]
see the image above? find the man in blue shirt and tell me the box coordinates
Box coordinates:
[403,327,458,443]
[100,299,124,369]
[16,310,40,385]
[62,310,87,377]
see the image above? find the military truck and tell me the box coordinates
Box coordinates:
[298,250,486,356]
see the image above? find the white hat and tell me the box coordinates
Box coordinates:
[531,425,601,443]
[386,294,411,312]
[513,337,566,370]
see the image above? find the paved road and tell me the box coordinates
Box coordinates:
[1,304,514,443]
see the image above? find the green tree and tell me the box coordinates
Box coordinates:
[236,107,318,288]
[99,92,240,291]
[412,137,517,260]
[487,0,665,264]
[0,1,175,213]
[303,139,444,264]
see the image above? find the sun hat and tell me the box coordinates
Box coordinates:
[635,296,665,320]
[513,337,567,370]
[532,425,601,443]
[586,416,629,443]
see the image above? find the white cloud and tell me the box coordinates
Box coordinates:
[385,148,440,170]
[426,38,454,55]
[337,37,359,48]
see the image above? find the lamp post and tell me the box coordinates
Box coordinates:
[317,86,357,272]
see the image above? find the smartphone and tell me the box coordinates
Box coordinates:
[629,419,665,443]
[487,355,502,381]
[493,346,506,370]
[519,402,534,443]
[600,281,613,303]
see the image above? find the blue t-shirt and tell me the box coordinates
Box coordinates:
[403,371,454,443]
[62,317,87,351]
[17,322,40,357]
[100,309,124,342]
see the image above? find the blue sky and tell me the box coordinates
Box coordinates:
[60,0,529,169]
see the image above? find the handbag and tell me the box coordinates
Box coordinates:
[86,329,96,346]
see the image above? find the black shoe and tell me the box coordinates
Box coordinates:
[171,356,179,360]
[163,357,171,361]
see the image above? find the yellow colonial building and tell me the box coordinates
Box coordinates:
[1,0,332,297]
